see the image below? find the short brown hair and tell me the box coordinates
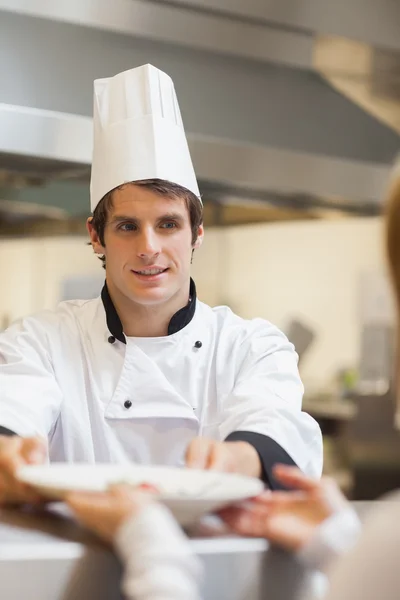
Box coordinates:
[90,179,203,268]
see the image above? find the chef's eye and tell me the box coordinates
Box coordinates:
[118,223,137,232]
[160,221,177,230]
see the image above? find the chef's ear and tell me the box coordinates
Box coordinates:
[86,217,106,254]
[193,223,204,250]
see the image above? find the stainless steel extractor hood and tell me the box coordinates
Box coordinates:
[0,103,393,225]
[0,1,398,228]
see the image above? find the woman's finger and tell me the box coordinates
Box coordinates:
[66,492,111,516]
[271,465,320,492]
[252,490,307,507]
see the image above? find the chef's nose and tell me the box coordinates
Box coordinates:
[137,227,161,258]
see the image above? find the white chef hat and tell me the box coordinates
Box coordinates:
[90,64,201,211]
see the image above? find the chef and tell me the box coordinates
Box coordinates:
[0,64,322,504]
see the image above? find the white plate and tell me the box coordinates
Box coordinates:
[17,464,264,525]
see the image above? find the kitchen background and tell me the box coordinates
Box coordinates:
[1,0,400,499]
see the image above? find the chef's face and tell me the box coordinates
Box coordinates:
[88,184,203,307]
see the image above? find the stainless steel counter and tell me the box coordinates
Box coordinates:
[0,503,329,600]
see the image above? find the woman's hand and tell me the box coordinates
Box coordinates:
[66,484,158,543]
[219,464,348,552]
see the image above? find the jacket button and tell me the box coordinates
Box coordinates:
[194,340,202,349]
[108,336,116,344]
[124,400,132,409]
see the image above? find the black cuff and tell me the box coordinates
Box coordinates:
[0,426,17,437]
[225,431,298,489]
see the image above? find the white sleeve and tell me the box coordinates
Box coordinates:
[220,320,323,478]
[0,317,63,438]
[322,498,400,600]
[114,504,203,600]
[297,507,362,572]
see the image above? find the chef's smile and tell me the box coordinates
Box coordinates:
[131,266,169,282]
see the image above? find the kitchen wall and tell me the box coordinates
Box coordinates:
[0,238,41,327]
[220,217,389,394]
[0,216,388,393]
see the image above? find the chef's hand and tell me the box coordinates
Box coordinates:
[185,438,261,478]
[66,485,155,543]
[219,465,348,552]
[0,435,47,505]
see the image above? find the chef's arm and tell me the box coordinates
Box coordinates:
[225,431,297,489]
[0,427,17,436]
[219,325,323,486]
[0,316,63,439]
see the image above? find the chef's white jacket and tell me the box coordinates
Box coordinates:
[0,280,322,485]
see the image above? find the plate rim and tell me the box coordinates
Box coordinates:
[16,463,265,502]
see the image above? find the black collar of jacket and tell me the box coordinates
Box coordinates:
[101,278,197,343]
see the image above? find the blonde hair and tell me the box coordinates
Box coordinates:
[385,164,400,412]
[385,165,400,312]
